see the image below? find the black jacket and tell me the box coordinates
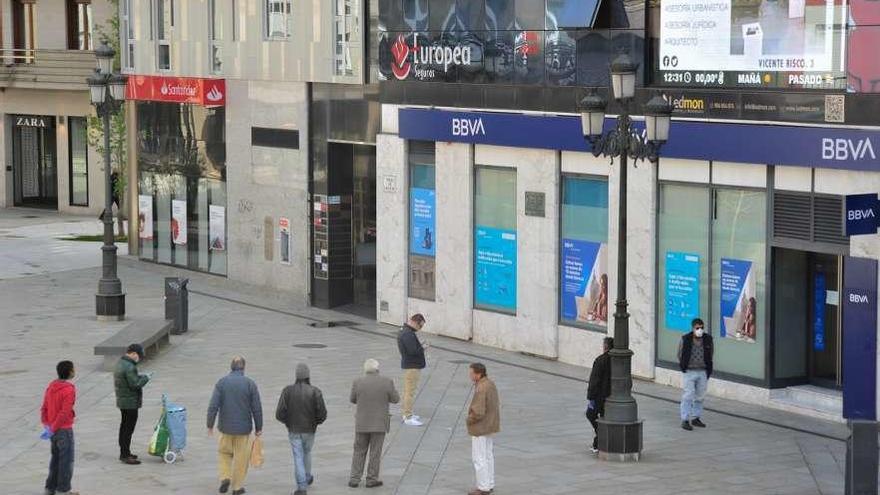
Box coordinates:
[587,352,612,401]
[275,382,327,433]
[679,332,713,377]
[397,325,426,370]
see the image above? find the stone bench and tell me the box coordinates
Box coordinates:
[94,318,174,371]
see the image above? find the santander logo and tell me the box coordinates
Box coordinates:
[205,85,223,102]
[160,82,170,95]
[391,35,412,80]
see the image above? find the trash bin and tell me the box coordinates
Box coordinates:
[164,277,189,335]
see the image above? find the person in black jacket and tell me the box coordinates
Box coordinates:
[276,363,327,495]
[586,337,613,453]
[397,314,427,426]
[678,318,713,431]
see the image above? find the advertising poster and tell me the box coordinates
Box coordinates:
[138,195,153,240]
[813,272,826,351]
[209,205,225,251]
[560,239,608,327]
[171,199,187,246]
[474,226,517,311]
[720,258,757,342]
[665,252,701,331]
[410,187,436,257]
[279,217,291,265]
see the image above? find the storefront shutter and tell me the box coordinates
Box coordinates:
[773,192,811,242]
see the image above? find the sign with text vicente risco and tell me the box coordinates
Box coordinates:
[845,193,879,236]
[398,108,880,172]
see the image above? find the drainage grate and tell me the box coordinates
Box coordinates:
[307,320,359,328]
[293,343,327,349]
[22,215,40,219]
[448,359,471,365]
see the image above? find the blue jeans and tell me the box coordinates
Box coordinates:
[46,429,74,493]
[289,432,315,490]
[680,370,708,421]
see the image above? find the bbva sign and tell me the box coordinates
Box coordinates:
[821,138,876,161]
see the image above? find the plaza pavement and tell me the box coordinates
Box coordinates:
[0,208,857,495]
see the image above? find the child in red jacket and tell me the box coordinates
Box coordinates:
[41,361,77,495]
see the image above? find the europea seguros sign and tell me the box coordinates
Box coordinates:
[389,33,474,81]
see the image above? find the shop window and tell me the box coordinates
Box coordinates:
[121,0,135,70]
[656,183,767,381]
[68,117,89,206]
[408,141,435,301]
[474,166,517,314]
[334,0,356,76]
[155,0,173,70]
[265,0,292,39]
[559,176,608,330]
[67,0,93,50]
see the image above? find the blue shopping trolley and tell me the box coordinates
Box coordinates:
[160,394,187,464]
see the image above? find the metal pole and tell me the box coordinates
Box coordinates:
[95,96,126,320]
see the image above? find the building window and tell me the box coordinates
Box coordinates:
[559,176,609,330]
[474,166,517,314]
[67,0,93,50]
[265,0,292,39]
[334,0,356,75]
[121,0,135,70]
[12,0,36,62]
[657,183,767,381]
[209,0,223,73]
[155,0,173,70]
[231,0,238,41]
[408,141,435,301]
[68,117,89,206]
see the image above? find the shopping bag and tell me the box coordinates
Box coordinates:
[148,414,170,456]
[250,436,264,468]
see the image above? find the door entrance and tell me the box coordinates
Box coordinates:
[12,117,57,208]
[809,253,842,388]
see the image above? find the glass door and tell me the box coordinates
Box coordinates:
[13,124,57,208]
[809,253,842,388]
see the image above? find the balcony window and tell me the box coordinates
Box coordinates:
[155,0,173,70]
[121,0,134,70]
[66,0,93,50]
[265,0,292,39]
[12,0,36,63]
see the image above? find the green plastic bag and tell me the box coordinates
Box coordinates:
[148,412,169,456]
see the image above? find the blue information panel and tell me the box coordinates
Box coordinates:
[410,187,436,256]
[560,239,608,327]
[842,257,878,420]
[720,258,757,342]
[813,272,826,351]
[475,226,517,311]
[665,252,701,332]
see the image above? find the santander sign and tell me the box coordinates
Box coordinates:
[389,33,472,81]
[127,75,225,106]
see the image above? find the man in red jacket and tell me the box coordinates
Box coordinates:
[41,361,78,495]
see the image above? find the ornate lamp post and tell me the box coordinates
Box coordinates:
[579,54,673,461]
[88,42,128,321]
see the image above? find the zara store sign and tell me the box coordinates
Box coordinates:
[15,115,50,128]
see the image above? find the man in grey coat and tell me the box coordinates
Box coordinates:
[349,359,399,488]
[207,356,263,495]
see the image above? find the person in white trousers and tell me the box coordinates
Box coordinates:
[466,363,500,495]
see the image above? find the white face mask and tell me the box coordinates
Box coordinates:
[694,328,705,338]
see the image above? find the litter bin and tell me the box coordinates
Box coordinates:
[164,277,189,335]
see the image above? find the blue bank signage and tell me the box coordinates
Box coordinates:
[398,108,880,172]
[842,257,878,421]
[845,193,879,236]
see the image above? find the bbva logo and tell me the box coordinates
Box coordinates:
[451,117,485,137]
[849,292,870,304]
[848,208,875,220]
[821,138,876,161]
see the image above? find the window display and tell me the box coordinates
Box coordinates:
[474,167,517,313]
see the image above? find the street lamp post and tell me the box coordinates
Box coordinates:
[88,42,128,321]
[580,54,673,462]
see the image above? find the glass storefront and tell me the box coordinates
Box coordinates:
[408,141,436,301]
[474,166,517,313]
[657,183,767,381]
[559,176,609,330]
[136,102,227,275]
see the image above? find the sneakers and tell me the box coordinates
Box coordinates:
[681,420,693,431]
[403,416,424,427]
[589,446,599,454]
[365,480,384,488]
[219,479,231,493]
[691,418,707,428]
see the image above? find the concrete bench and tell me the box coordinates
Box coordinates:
[94,318,174,371]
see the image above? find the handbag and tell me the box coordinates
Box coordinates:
[249,436,264,468]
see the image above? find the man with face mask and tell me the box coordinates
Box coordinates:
[678,318,713,431]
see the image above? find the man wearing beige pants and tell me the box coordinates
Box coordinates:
[397,314,427,426]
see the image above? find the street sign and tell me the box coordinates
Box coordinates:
[845,193,880,236]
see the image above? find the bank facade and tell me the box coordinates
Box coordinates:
[375,0,880,420]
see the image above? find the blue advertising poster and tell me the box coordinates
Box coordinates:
[665,252,701,331]
[560,239,608,327]
[475,226,517,310]
[410,188,436,256]
[720,258,758,342]
[813,272,826,351]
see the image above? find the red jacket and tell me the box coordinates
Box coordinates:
[41,380,76,432]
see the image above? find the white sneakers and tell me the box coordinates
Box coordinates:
[403,415,424,426]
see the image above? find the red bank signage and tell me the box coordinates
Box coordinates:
[125,75,226,106]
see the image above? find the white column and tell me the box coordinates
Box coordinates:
[376,133,408,325]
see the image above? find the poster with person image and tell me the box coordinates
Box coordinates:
[171,199,187,245]
[720,257,758,343]
[279,217,291,265]
[138,195,153,240]
[560,239,608,327]
[410,187,436,257]
[209,205,225,251]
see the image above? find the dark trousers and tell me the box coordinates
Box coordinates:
[119,409,139,458]
[46,429,74,493]
[586,399,606,449]
[350,432,385,483]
